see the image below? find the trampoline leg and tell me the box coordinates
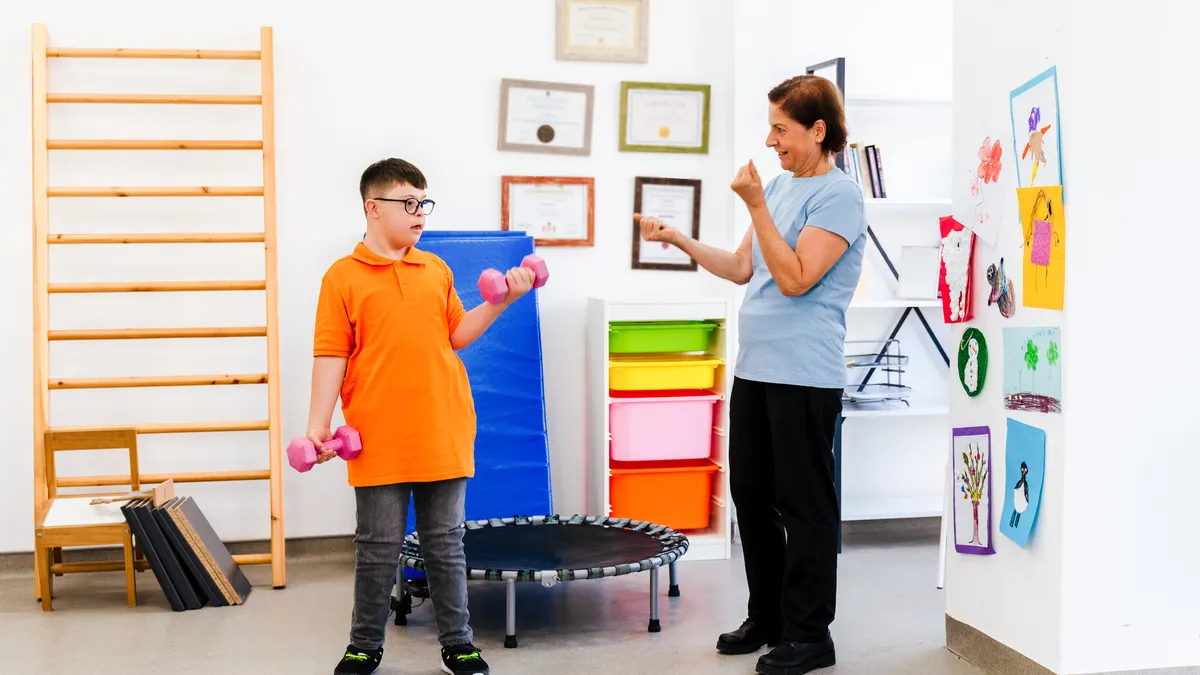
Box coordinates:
[668,560,680,597]
[504,579,518,649]
[648,567,661,633]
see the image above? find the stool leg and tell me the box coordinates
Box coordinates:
[504,579,517,648]
[648,567,661,632]
[668,560,679,597]
[35,535,51,612]
[123,527,137,607]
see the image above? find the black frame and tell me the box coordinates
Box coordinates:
[805,57,847,171]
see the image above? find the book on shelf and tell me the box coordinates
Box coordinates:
[844,142,886,199]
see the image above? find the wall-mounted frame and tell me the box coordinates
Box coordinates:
[498,78,595,156]
[805,57,846,170]
[555,0,648,63]
[632,176,701,271]
[501,175,595,247]
[619,81,710,154]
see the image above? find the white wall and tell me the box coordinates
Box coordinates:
[946,0,1071,669]
[734,0,954,522]
[1057,0,1200,670]
[950,0,1200,673]
[0,0,737,553]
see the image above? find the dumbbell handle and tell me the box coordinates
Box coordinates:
[317,437,347,453]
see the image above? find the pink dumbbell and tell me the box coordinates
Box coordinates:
[477,254,549,304]
[287,425,362,473]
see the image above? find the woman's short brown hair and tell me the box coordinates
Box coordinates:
[768,76,848,156]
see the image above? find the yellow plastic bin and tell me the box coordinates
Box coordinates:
[608,354,724,391]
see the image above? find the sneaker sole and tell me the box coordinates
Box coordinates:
[440,661,489,675]
[755,651,836,675]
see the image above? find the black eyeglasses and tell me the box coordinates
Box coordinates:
[371,197,435,215]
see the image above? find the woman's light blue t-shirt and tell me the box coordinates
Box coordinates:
[735,169,867,390]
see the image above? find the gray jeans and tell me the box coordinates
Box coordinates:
[350,479,472,650]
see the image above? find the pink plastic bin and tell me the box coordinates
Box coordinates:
[609,389,720,462]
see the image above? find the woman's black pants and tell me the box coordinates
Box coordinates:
[728,376,842,643]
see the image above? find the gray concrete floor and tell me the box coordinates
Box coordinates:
[0,530,983,675]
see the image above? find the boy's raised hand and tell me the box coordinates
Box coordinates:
[502,266,536,305]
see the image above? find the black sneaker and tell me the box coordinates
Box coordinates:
[334,645,382,674]
[440,643,490,674]
[755,635,836,675]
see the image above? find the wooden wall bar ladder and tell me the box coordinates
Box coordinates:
[30,24,286,592]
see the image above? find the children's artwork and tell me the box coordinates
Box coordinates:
[957,328,988,397]
[1003,326,1062,413]
[986,257,1017,318]
[965,134,1009,247]
[939,216,976,323]
[1016,185,1066,310]
[1010,66,1063,190]
[999,418,1046,548]
[953,426,994,555]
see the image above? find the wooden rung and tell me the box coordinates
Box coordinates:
[56,470,271,488]
[48,280,267,293]
[49,420,270,434]
[47,93,262,105]
[48,139,263,150]
[50,560,151,574]
[233,553,272,566]
[50,373,268,390]
[47,186,264,197]
[49,326,268,340]
[49,232,265,244]
[47,48,261,60]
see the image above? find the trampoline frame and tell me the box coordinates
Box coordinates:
[392,514,687,647]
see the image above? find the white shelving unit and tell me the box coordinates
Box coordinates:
[586,297,732,563]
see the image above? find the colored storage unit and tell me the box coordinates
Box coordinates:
[609,459,721,530]
[608,321,717,354]
[609,389,719,462]
[608,354,723,391]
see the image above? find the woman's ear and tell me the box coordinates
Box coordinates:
[812,120,827,143]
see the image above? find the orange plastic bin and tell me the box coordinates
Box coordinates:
[609,459,721,530]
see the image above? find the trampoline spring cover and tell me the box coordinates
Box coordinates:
[399,515,688,584]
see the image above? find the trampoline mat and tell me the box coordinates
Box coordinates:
[458,525,667,571]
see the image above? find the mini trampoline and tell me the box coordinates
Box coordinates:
[392,514,688,648]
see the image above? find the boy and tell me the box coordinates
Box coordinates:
[307,158,534,675]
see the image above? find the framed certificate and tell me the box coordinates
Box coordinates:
[619,82,711,154]
[501,176,595,247]
[555,0,648,63]
[632,177,701,271]
[498,79,595,156]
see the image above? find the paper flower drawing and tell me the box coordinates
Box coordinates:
[1010,66,1063,189]
[953,427,994,555]
[939,216,975,323]
[986,257,1016,318]
[978,136,1003,184]
[1003,326,1062,413]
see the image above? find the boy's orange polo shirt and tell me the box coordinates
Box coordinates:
[313,242,475,487]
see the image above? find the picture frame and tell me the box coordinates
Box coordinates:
[631,177,701,271]
[498,78,595,156]
[555,0,649,63]
[501,175,595,247]
[619,81,711,154]
[805,57,846,170]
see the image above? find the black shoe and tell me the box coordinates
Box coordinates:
[755,636,836,674]
[440,643,490,675]
[716,619,781,655]
[333,645,382,674]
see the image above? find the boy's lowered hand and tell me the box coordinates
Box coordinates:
[306,425,337,464]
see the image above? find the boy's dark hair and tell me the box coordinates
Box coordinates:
[359,158,427,201]
[767,75,849,156]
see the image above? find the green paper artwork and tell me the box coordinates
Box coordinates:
[958,328,988,397]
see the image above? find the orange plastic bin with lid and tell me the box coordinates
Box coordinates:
[609,459,721,531]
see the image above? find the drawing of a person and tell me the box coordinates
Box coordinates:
[1023,107,1052,183]
[1009,461,1029,527]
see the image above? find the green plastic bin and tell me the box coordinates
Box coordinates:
[608,321,717,354]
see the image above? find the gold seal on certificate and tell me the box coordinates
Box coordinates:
[555,0,648,63]
[502,176,595,247]
[620,82,711,154]
[632,177,702,270]
[499,79,595,156]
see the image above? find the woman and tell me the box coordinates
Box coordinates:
[639,75,865,675]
